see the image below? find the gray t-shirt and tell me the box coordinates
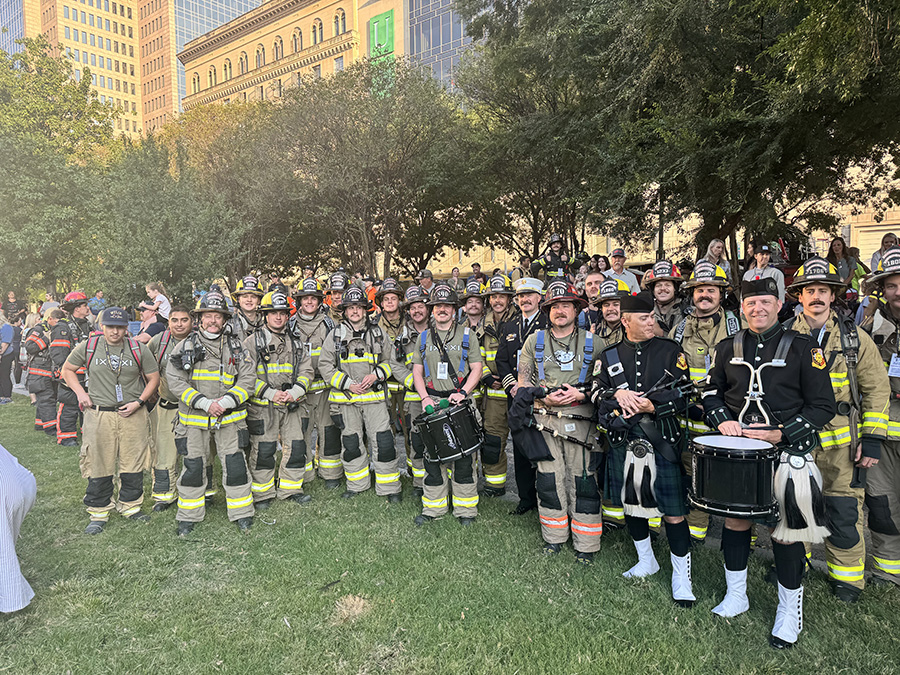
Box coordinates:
[742,265,786,302]
[604,269,640,294]
[66,337,158,407]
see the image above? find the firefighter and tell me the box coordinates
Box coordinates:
[245,290,315,509]
[24,309,64,438]
[51,291,92,446]
[228,275,267,341]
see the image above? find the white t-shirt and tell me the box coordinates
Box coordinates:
[604,269,640,294]
[153,295,172,319]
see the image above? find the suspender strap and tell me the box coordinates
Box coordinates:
[419,330,430,380]
[674,317,688,343]
[536,330,546,382]
[157,331,171,366]
[724,311,740,336]
[773,331,794,363]
[578,332,594,384]
[460,327,470,374]
[85,334,101,372]
[732,329,746,361]
[837,317,862,408]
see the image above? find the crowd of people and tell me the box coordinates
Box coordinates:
[2,233,900,655]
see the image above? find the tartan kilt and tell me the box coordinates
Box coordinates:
[605,435,688,517]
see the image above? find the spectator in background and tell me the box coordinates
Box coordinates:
[826,236,857,286]
[701,238,731,281]
[604,248,640,294]
[39,292,59,316]
[142,283,171,321]
[743,241,757,276]
[2,292,25,324]
[596,255,610,273]
[87,290,107,317]
[742,243,786,301]
[447,267,464,292]
[11,315,23,385]
[469,262,488,285]
[870,232,898,272]
[133,305,166,344]
[0,314,14,404]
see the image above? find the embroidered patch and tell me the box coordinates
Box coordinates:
[811,348,826,370]
[696,347,705,354]
[676,353,688,370]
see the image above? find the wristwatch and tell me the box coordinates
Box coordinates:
[137,398,146,407]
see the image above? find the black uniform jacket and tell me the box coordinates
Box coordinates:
[702,323,836,454]
[496,312,549,395]
[594,337,690,448]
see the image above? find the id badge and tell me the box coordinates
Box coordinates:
[890,354,900,378]
[437,362,449,380]
[559,356,574,372]
[115,384,124,403]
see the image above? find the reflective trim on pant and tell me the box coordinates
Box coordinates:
[56,400,80,441]
[79,407,151,518]
[481,396,508,488]
[422,453,479,518]
[336,402,399,495]
[175,424,254,523]
[151,405,180,503]
[306,390,341,481]
[867,438,900,584]
[535,405,601,553]
[247,405,309,500]
[405,403,425,489]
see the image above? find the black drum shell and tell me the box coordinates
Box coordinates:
[689,434,779,519]
[413,402,484,463]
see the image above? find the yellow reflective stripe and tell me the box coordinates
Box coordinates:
[205,488,218,497]
[304,461,314,472]
[422,496,447,509]
[296,375,311,388]
[191,370,235,384]
[452,494,479,507]
[178,496,205,510]
[862,411,889,432]
[387,381,403,393]
[827,561,864,581]
[404,373,414,389]
[482,365,491,377]
[648,517,662,528]
[343,354,379,364]
[319,458,342,468]
[329,372,347,389]
[120,506,140,517]
[310,347,322,357]
[818,426,853,447]
[227,386,249,403]
[250,397,271,406]
[226,495,254,510]
[88,512,110,521]
[308,380,327,391]
[688,525,708,539]
[680,417,711,434]
[254,379,267,396]
[378,363,392,380]
[888,421,900,439]
[256,363,294,375]
[602,505,624,521]
[345,466,369,481]
[179,410,248,427]
[486,388,507,399]
[484,350,497,360]
[411,467,426,478]
[279,478,304,489]
[375,472,400,484]
[873,557,900,573]
[181,388,202,406]
[484,473,506,485]
[830,372,849,389]
[688,368,707,382]
[251,478,275,493]
[328,390,388,404]
[404,392,422,403]
[152,492,176,501]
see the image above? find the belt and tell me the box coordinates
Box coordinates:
[159,399,179,410]
[91,405,120,412]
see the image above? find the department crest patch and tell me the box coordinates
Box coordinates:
[676,353,688,371]
[811,348,826,370]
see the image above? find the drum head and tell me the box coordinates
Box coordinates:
[694,434,774,452]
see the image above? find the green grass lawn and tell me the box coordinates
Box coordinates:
[1,395,899,674]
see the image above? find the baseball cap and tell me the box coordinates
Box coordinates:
[611,248,626,258]
[100,307,130,326]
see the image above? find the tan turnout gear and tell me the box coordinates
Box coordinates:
[244,320,315,502]
[480,296,518,492]
[148,329,184,505]
[166,327,256,523]
[388,320,428,488]
[318,312,399,495]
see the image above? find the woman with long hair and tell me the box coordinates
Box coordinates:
[143,282,172,320]
[826,237,857,286]
[701,238,731,279]
[870,232,898,272]
[597,255,610,273]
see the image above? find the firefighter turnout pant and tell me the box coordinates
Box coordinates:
[422,453,479,519]
[29,376,57,434]
[176,423,254,523]
[150,403,180,505]
[248,404,310,501]
[806,442,866,589]
[56,385,81,444]
[867,439,900,585]
[79,407,151,523]
[536,406,603,553]
[482,392,509,491]
[404,400,426,489]
[331,402,400,495]
[307,390,342,482]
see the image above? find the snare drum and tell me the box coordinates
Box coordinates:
[689,434,779,518]
[414,400,483,463]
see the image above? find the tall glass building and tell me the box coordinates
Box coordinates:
[407,0,470,88]
[0,0,25,54]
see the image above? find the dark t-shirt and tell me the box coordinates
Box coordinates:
[138,322,166,339]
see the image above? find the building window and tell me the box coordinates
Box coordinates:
[334,9,345,36]
[334,56,343,72]
[191,72,200,94]
[208,66,216,88]
[255,45,265,69]
[89,13,94,26]
[65,26,70,38]
[312,19,323,45]
[239,52,248,74]
[63,6,69,18]
[106,38,110,50]
[81,10,85,22]
[90,34,95,46]
[105,18,109,30]
[292,29,302,53]
[312,64,321,78]
[273,37,283,60]
[257,85,264,100]
[223,59,232,80]
[82,30,87,42]
[91,53,96,65]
